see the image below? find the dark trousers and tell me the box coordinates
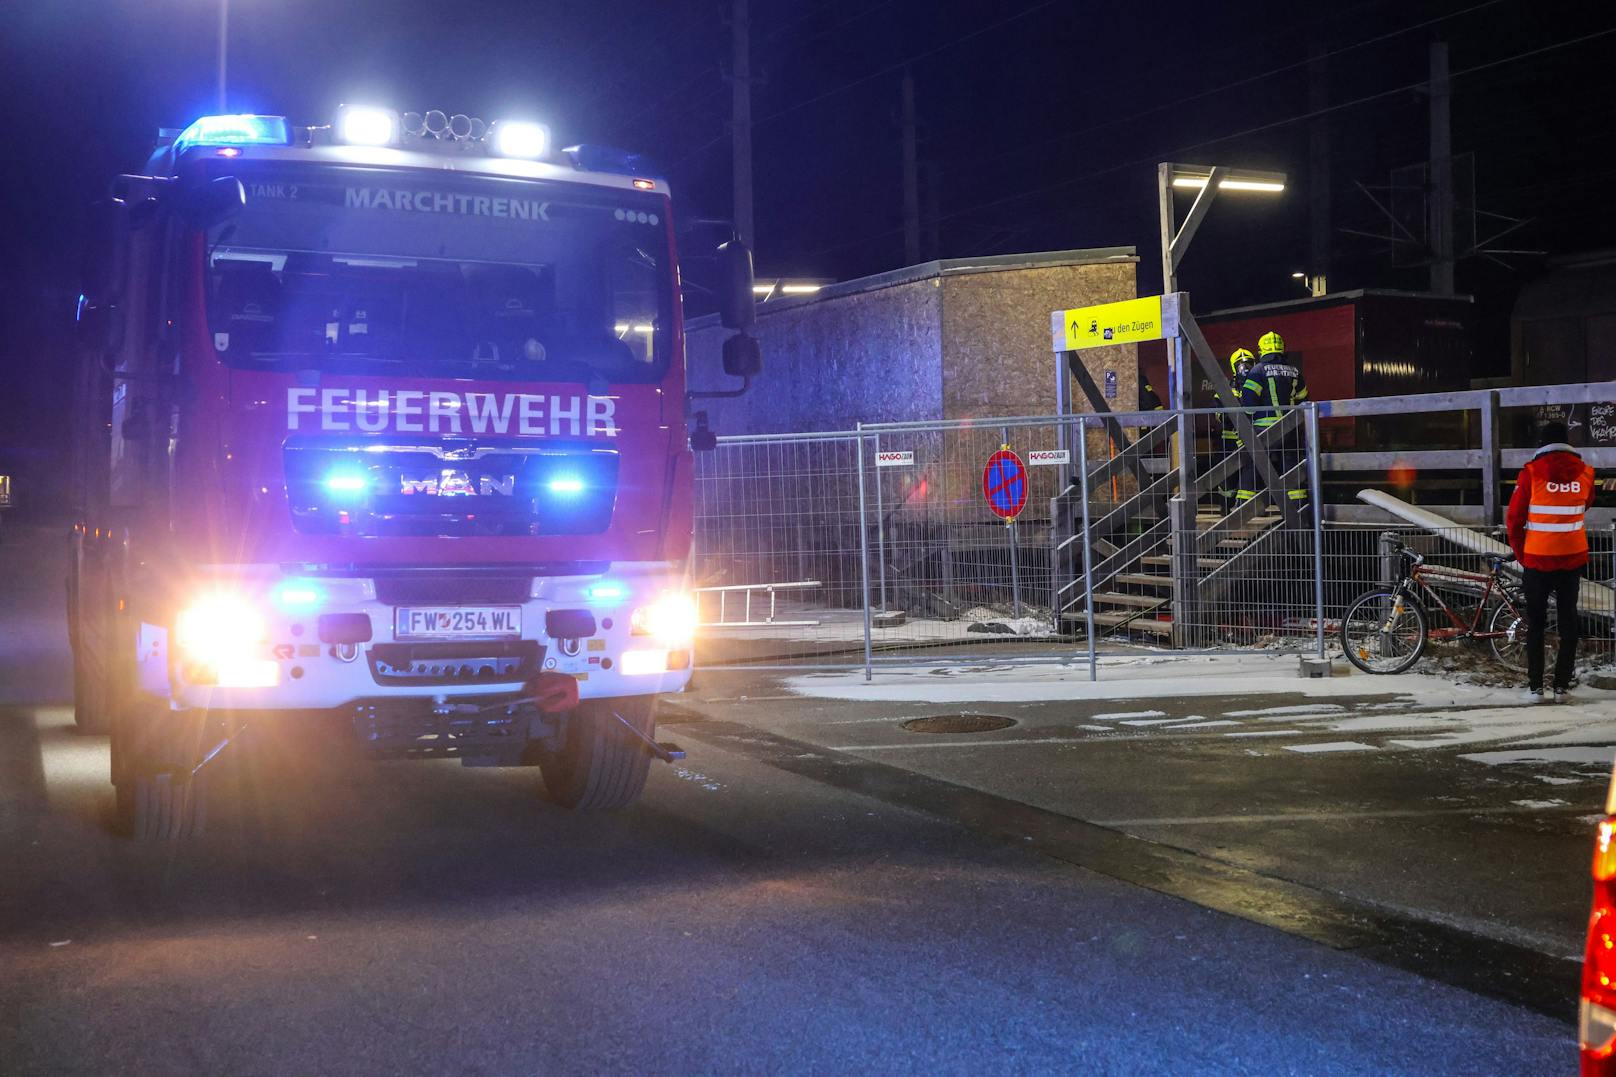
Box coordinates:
[1235,444,1308,506]
[1524,566,1580,691]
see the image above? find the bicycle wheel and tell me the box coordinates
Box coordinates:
[1488,597,1556,671]
[1340,590,1428,674]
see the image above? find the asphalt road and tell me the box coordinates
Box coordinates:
[0,526,1576,1074]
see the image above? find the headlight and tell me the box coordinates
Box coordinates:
[631,593,698,645]
[175,593,266,665]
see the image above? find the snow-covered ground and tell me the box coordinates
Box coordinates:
[781,653,1616,783]
[785,653,1496,705]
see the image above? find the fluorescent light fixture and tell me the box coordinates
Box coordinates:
[547,475,586,495]
[1291,272,1306,279]
[491,120,550,159]
[752,285,773,295]
[336,105,400,146]
[174,114,290,151]
[1169,165,1287,194]
[779,284,822,295]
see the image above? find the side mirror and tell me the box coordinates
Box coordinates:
[721,333,762,379]
[717,239,755,330]
[184,176,245,228]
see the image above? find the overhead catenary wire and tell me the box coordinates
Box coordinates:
[788,21,1616,266]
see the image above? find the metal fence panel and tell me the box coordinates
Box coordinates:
[691,405,1615,680]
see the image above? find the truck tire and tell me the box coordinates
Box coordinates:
[72,640,113,735]
[111,705,208,839]
[539,696,657,811]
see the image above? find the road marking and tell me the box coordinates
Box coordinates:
[1224,704,1348,718]
[1092,803,1600,827]
[1091,709,1166,720]
[1283,741,1379,754]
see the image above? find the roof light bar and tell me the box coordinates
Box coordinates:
[174,114,290,152]
[336,105,400,147]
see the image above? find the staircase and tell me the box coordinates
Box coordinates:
[1052,410,1308,645]
[1081,508,1285,638]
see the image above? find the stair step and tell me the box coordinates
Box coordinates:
[1112,573,1172,588]
[1092,592,1169,609]
[1141,555,1227,570]
[1087,611,1175,636]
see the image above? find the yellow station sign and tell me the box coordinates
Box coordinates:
[1051,294,1180,352]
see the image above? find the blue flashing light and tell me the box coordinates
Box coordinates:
[174,114,290,152]
[323,473,368,495]
[547,475,586,495]
[273,581,323,610]
[562,144,664,180]
[585,581,629,603]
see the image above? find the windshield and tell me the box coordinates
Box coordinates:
[199,163,672,384]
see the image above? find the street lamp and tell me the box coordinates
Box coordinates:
[213,0,230,111]
[1156,161,1286,506]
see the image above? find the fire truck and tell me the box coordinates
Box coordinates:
[70,107,760,838]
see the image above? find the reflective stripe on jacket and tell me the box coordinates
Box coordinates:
[1507,444,1596,570]
[1238,357,1309,427]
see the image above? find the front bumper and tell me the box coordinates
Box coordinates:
[136,563,693,712]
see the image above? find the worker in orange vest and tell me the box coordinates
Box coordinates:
[1506,419,1596,703]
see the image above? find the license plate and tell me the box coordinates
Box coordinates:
[395,606,523,639]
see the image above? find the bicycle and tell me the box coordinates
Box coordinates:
[1339,534,1552,675]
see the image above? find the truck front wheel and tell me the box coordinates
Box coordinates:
[111,704,208,839]
[539,696,657,811]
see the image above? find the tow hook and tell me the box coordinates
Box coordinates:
[464,690,686,763]
[612,709,686,763]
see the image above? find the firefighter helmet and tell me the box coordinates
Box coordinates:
[1258,331,1285,356]
[1229,347,1255,373]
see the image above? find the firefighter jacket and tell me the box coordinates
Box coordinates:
[1507,444,1596,571]
[1238,355,1309,426]
[1139,380,1164,412]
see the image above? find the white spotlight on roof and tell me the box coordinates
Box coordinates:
[336,105,400,147]
[491,120,550,159]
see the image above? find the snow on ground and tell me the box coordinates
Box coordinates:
[784,653,1496,706]
[780,652,1616,783]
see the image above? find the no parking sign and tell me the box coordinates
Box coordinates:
[982,447,1028,522]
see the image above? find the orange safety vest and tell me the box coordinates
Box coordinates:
[1524,460,1596,559]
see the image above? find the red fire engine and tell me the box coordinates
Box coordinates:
[70,107,759,837]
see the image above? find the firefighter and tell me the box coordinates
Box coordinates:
[1138,376,1164,412]
[1216,348,1255,512]
[1506,419,1596,703]
[1235,330,1310,507]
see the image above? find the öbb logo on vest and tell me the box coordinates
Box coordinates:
[1546,481,1583,493]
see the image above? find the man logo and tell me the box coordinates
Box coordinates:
[398,470,517,496]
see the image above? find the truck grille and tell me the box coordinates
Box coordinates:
[283,439,619,538]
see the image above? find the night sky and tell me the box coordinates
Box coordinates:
[2,0,1613,499]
